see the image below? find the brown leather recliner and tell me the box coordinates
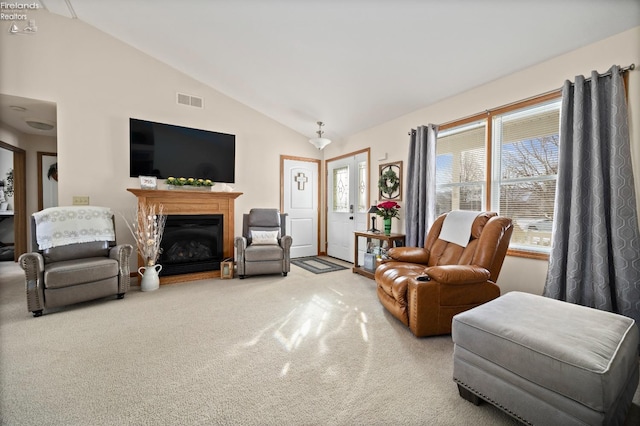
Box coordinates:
[375,212,513,337]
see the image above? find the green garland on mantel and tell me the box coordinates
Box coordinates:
[378,167,400,197]
[166,176,214,187]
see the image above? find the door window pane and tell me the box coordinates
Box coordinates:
[333,166,349,212]
[358,161,367,212]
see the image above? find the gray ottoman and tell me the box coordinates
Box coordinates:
[452,291,639,426]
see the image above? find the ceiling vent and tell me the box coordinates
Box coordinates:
[177,93,204,108]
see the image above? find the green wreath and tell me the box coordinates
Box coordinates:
[378,168,400,197]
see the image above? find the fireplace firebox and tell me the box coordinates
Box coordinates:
[158,214,223,276]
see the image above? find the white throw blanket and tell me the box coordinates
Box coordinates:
[33,206,115,250]
[438,210,481,248]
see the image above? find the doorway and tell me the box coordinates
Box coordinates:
[0,94,57,260]
[326,149,369,262]
[281,156,320,258]
[0,141,26,261]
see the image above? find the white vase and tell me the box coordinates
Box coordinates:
[138,264,162,292]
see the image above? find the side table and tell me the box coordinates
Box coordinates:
[352,230,405,279]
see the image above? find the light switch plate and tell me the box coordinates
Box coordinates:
[72,196,90,205]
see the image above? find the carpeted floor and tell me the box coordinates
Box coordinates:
[1,260,638,425]
[290,256,348,274]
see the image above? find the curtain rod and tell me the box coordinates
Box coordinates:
[569,63,635,85]
[409,63,636,134]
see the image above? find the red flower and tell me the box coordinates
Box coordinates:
[376,201,401,219]
[378,201,400,210]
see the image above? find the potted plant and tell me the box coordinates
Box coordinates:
[47,163,58,181]
[0,180,5,210]
[375,201,401,235]
[4,169,14,197]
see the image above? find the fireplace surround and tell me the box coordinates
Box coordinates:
[127,188,242,284]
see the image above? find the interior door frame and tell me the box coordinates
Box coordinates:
[0,140,27,261]
[280,155,322,257]
[324,148,370,257]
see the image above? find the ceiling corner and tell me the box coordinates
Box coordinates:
[39,0,77,19]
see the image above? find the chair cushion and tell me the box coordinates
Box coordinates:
[44,257,119,289]
[452,292,639,413]
[245,245,283,262]
[43,241,110,263]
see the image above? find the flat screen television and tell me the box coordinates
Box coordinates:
[129,118,235,183]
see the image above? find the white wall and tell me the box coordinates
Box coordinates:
[323,26,640,296]
[0,10,321,267]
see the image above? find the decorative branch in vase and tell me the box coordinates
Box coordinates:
[123,202,167,267]
[122,202,167,292]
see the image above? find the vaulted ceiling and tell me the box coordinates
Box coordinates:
[13,1,640,140]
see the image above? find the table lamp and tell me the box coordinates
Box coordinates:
[367,205,379,232]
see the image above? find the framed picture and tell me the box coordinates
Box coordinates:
[378,161,402,201]
[139,175,157,189]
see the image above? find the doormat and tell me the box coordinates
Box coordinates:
[291,256,348,274]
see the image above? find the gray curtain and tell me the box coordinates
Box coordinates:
[405,124,438,247]
[544,66,640,325]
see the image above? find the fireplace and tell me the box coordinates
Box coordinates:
[127,188,242,284]
[159,215,223,276]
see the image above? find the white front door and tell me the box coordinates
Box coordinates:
[282,157,319,258]
[327,152,368,262]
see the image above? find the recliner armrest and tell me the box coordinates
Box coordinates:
[18,252,45,314]
[234,236,247,252]
[422,264,491,285]
[18,252,45,277]
[387,247,430,264]
[109,244,133,294]
[280,235,292,250]
[234,237,248,277]
[109,244,133,264]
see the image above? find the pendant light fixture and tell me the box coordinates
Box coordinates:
[309,121,332,150]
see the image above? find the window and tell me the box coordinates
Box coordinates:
[493,101,560,252]
[436,122,486,216]
[436,94,561,257]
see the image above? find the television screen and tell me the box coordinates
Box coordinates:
[129,118,236,183]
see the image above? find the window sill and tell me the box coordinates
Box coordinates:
[507,248,549,261]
